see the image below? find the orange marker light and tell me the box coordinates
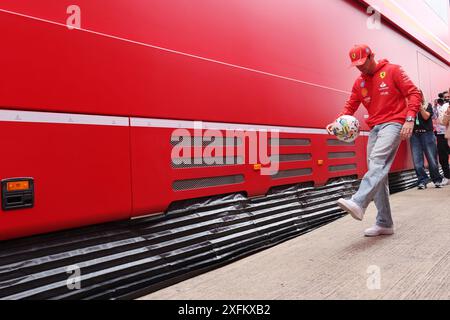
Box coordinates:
[317,160,324,166]
[6,181,30,192]
[253,164,262,171]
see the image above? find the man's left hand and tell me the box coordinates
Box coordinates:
[400,121,414,140]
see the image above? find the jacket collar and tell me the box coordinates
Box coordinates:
[361,59,389,79]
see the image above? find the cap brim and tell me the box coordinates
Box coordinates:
[350,57,368,67]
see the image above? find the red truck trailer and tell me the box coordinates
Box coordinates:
[0,0,448,240]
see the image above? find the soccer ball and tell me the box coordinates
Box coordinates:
[332,115,360,143]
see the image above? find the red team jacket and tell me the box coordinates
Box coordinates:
[340,59,421,129]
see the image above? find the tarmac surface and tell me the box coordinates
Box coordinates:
[140,186,450,300]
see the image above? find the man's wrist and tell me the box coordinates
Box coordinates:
[405,116,415,122]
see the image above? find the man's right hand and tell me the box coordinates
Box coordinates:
[400,121,414,140]
[326,123,335,135]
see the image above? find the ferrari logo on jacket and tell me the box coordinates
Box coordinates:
[380,71,386,79]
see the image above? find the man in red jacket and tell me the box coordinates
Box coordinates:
[326,44,421,237]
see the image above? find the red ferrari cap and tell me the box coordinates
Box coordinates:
[349,44,372,66]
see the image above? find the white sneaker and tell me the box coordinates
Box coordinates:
[434,177,448,188]
[337,198,365,221]
[364,225,394,237]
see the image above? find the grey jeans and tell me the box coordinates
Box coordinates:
[351,122,403,228]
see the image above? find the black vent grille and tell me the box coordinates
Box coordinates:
[328,152,356,159]
[328,164,357,172]
[270,138,311,146]
[327,139,355,146]
[271,168,313,179]
[172,156,244,168]
[271,154,312,162]
[171,136,242,147]
[172,175,245,191]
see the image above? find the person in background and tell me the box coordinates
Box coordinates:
[440,104,450,147]
[433,97,450,179]
[411,91,448,189]
[443,91,450,103]
[326,44,421,237]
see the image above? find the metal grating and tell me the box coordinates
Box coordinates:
[328,164,357,172]
[270,138,311,146]
[327,139,355,146]
[172,174,244,191]
[172,156,244,168]
[328,152,356,159]
[271,168,312,179]
[270,154,312,162]
[171,136,242,147]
